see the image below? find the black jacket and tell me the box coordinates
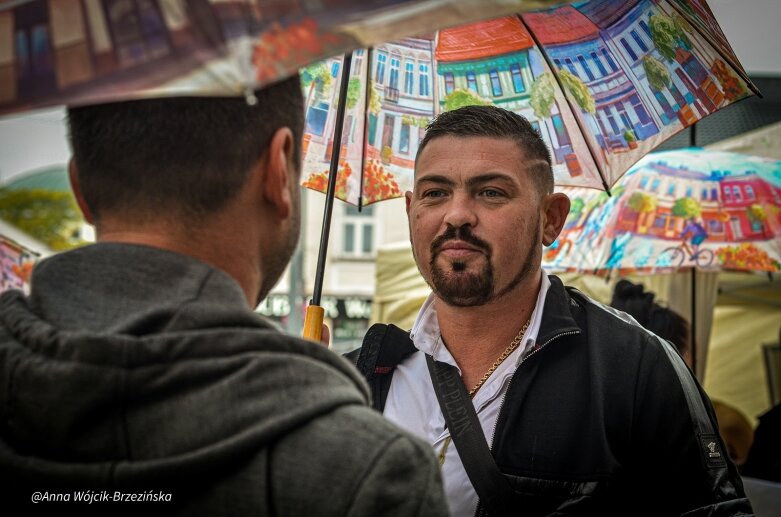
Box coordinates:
[353,276,753,516]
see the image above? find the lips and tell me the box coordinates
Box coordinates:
[436,240,484,259]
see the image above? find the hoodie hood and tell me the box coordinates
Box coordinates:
[0,243,368,488]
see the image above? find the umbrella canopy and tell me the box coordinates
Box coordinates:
[543,149,781,275]
[0,0,571,117]
[0,234,39,295]
[301,0,756,206]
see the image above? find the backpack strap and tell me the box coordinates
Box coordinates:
[354,323,417,411]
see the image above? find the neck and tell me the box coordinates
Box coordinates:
[96,214,263,308]
[435,269,542,391]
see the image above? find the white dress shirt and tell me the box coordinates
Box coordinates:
[384,273,550,517]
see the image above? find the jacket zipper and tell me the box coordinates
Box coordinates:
[473,329,581,517]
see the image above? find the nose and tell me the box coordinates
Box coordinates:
[442,193,477,230]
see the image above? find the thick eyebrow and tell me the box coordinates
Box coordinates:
[415,172,518,189]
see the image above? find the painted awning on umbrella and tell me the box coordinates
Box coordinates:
[301,0,757,206]
[543,149,781,274]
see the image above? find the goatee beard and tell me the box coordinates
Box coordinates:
[428,221,540,307]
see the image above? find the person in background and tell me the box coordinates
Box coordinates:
[0,77,447,516]
[610,279,754,470]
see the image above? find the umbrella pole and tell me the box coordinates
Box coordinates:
[691,269,698,378]
[303,52,354,342]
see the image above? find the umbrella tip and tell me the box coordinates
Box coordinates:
[244,89,258,106]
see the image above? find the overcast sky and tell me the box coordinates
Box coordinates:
[0,0,779,184]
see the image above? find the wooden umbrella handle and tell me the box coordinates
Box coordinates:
[302,305,325,342]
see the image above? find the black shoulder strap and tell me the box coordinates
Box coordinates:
[355,323,417,411]
[425,355,515,517]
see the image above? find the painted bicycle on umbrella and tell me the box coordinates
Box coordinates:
[656,218,714,268]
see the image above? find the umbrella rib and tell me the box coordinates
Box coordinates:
[358,47,374,211]
[517,14,612,194]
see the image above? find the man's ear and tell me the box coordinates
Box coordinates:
[68,159,94,225]
[405,190,413,216]
[541,192,570,246]
[262,127,296,220]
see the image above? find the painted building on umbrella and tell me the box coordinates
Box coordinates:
[368,37,435,170]
[0,0,262,107]
[610,163,781,243]
[434,16,581,178]
[523,5,659,153]
[575,0,727,131]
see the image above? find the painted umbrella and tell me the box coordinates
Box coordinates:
[300,0,758,208]
[542,148,781,376]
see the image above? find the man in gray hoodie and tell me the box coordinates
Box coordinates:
[0,76,447,516]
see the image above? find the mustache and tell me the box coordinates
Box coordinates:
[430,225,491,256]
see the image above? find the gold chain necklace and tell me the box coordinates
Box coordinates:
[437,317,532,467]
[467,317,531,398]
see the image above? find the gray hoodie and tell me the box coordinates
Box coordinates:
[0,243,447,516]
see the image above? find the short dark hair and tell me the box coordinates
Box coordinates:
[416,105,554,195]
[610,279,690,356]
[68,75,304,223]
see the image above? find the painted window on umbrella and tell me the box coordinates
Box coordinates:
[650,178,660,193]
[640,176,649,190]
[667,183,676,196]
[106,0,171,66]
[353,49,364,76]
[306,103,329,137]
[552,115,571,146]
[590,52,608,77]
[564,58,577,76]
[630,94,652,126]
[639,20,652,39]
[685,186,693,198]
[701,188,708,201]
[489,69,502,97]
[331,62,339,77]
[732,186,742,201]
[601,49,619,72]
[745,185,756,200]
[404,62,414,94]
[631,30,649,53]
[605,110,620,134]
[400,123,411,154]
[444,72,455,95]
[723,186,732,201]
[466,71,478,93]
[577,56,595,81]
[510,64,525,93]
[620,38,638,62]
[711,188,718,200]
[376,53,387,84]
[343,205,375,256]
[389,55,400,90]
[419,64,430,97]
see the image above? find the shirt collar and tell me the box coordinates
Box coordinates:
[409,271,551,371]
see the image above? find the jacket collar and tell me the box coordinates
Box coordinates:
[536,275,582,347]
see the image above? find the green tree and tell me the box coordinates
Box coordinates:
[672,197,702,219]
[443,88,492,112]
[368,81,382,115]
[569,197,585,218]
[346,77,361,109]
[529,72,556,119]
[300,62,333,102]
[558,69,595,114]
[649,13,692,62]
[0,188,86,251]
[642,56,671,92]
[628,192,657,213]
